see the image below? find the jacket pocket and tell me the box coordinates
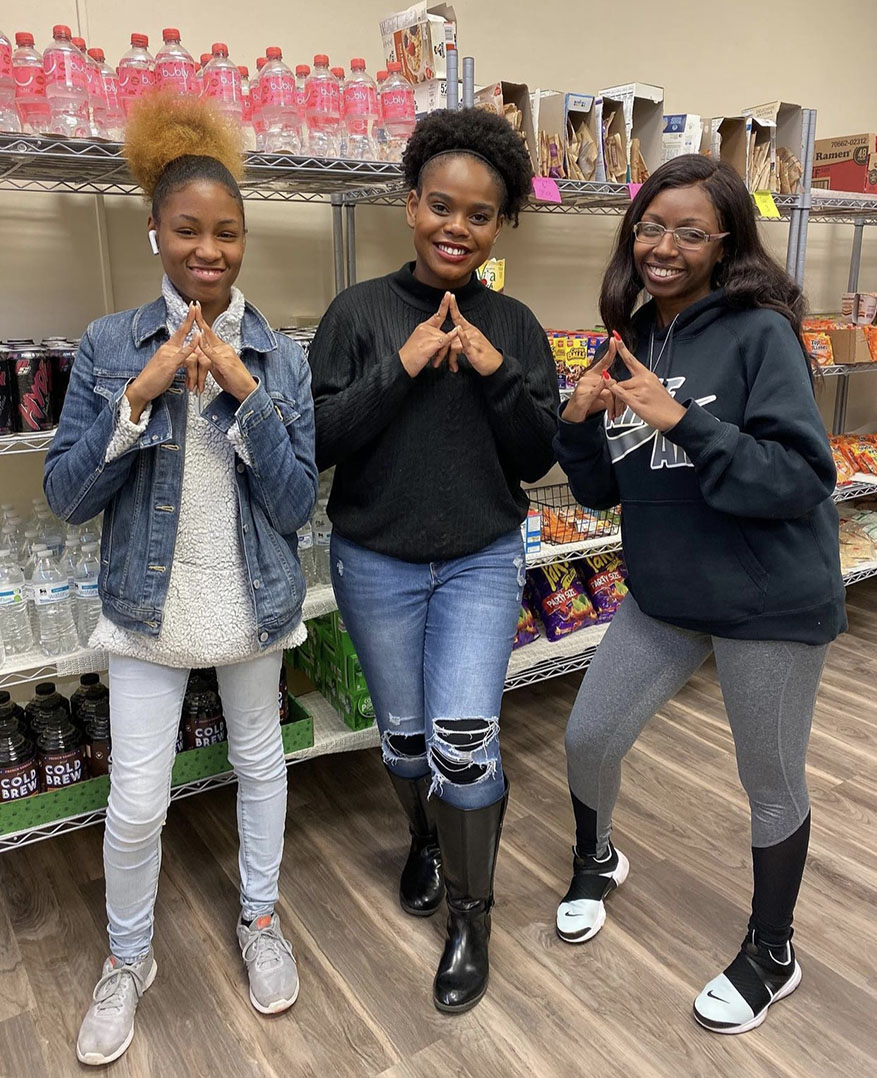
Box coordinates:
[93,370,141,403]
[268,391,301,427]
[622,499,768,623]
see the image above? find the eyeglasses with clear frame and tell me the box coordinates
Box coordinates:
[633,221,730,249]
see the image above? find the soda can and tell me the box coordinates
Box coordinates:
[0,344,17,435]
[10,339,54,432]
[42,337,76,421]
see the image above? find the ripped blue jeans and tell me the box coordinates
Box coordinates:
[330,529,525,810]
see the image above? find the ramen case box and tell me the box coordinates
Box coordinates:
[380,3,457,85]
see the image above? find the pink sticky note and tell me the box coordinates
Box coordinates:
[627,183,643,200]
[531,176,562,203]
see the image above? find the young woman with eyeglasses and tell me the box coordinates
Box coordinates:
[552,155,845,1034]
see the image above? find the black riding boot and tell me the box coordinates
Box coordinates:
[387,770,443,917]
[431,781,509,1013]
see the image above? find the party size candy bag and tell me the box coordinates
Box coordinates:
[527,562,598,641]
[512,599,541,650]
[578,552,629,623]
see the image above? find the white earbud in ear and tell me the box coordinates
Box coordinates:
[148,229,160,256]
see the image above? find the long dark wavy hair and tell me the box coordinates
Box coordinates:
[600,155,805,349]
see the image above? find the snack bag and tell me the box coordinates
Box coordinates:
[527,562,598,641]
[541,505,620,544]
[512,600,540,650]
[578,552,629,623]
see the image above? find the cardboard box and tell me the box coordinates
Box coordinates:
[522,509,541,554]
[813,133,877,195]
[704,116,748,181]
[841,292,877,326]
[380,3,456,85]
[475,81,535,170]
[662,114,702,163]
[564,93,599,181]
[530,89,569,177]
[741,101,803,192]
[598,82,664,180]
[826,326,875,365]
[414,77,447,114]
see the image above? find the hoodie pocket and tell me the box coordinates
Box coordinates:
[621,500,768,623]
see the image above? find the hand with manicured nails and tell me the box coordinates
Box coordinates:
[607,330,687,432]
[126,302,202,423]
[444,293,503,376]
[562,341,618,424]
[399,291,461,378]
[192,306,258,402]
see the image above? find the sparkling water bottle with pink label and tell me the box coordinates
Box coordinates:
[332,68,346,156]
[294,64,309,151]
[155,28,197,97]
[88,49,124,141]
[196,53,213,97]
[343,58,378,160]
[250,56,267,150]
[202,43,242,125]
[12,33,50,134]
[238,66,256,151]
[261,47,298,153]
[73,38,108,140]
[0,29,20,132]
[117,34,155,117]
[374,70,388,159]
[379,62,415,162]
[305,54,341,158]
[43,25,89,138]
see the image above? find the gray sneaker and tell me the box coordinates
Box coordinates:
[76,950,157,1066]
[237,912,299,1014]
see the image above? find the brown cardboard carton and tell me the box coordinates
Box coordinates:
[704,116,748,181]
[813,133,877,194]
[741,102,803,192]
[564,93,599,181]
[475,81,536,170]
[598,82,664,179]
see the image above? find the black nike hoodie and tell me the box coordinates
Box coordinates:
[554,290,846,645]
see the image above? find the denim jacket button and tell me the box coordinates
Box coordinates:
[259,630,269,642]
[237,463,245,473]
[253,579,261,589]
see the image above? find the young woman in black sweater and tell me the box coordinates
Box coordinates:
[308,108,559,1013]
[554,155,845,1034]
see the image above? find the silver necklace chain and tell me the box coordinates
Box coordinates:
[647,313,680,374]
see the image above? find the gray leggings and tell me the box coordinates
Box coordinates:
[565,595,829,854]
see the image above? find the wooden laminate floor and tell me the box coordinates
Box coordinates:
[2,582,876,1077]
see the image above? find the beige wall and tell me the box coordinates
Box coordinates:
[2,0,877,508]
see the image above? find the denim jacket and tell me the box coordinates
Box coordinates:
[44,296,318,647]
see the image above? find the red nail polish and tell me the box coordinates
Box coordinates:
[612,330,622,342]
[602,370,611,381]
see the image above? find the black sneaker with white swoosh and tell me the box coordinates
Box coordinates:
[555,842,629,944]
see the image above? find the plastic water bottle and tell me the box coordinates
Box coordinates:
[305,55,341,158]
[294,64,310,152]
[0,29,20,133]
[25,543,48,637]
[259,48,297,154]
[74,39,109,140]
[380,62,415,163]
[0,547,34,655]
[250,57,267,150]
[88,49,124,141]
[202,43,242,125]
[61,536,80,620]
[74,543,101,647]
[12,34,49,135]
[1,520,23,562]
[43,25,89,138]
[296,522,316,585]
[155,28,197,98]
[196,53,212,97]
[238,66,256,150]
[117,33,155,118]
[33,549,78,657]
[312,505,332,586]
[344,59,378,160]
[331,68,347,157]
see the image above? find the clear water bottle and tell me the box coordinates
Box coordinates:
[22,528,40,562]
[305,55,341,158]
[250,57,267,150]
[155,28,197,98]
[379,62,415,163]
[0,547,34,655]
[331,68,347,157]
[25,543,48,637]
[0,504,13,522]
[261,47,297,154]
[1,519,23,562]
[313,506,332,586]
[294,64,310,152]
[344,59,378,161]
[74,542,101,647]
[33,549,78,657]
[196,53,213,98]
[117,33,155,118]
[61,536,80,620]
[0,29,20,133]
[88,49,124,141]
[71,35,106,140]
[238,66,256,151]
[202,43,242,125]
[12,32,49,135]
[43,24,89,138]
[296,522,316,585]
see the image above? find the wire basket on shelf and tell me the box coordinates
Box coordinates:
[527,483,621,546]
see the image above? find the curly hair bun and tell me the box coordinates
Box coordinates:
[123,93,243,200]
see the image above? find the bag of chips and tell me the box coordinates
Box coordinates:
[578,552,629,623]
[527,562,598,641]
[512,599,540,650]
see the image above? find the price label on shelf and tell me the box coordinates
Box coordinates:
[753,190,781,219]
[532,177,562,203]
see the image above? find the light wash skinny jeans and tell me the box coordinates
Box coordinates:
[104,651,286,960]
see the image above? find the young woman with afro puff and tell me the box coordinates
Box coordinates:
[308,107,559,1013]
[44,96,317,1065]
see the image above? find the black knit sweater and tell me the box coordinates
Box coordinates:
[309,263,560,562]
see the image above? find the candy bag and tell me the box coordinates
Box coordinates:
[527,562,598,641]
[512,599,540,650]
[578,552,629,623]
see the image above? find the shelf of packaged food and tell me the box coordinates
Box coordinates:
[526,534,622,568]
[834,479,877,502]
[0,133,405,201]
[0,688,379,852]
[0,430,57,456]
[807,189,877,226]
[818,362,877,377]
[843,560,877,587]
[503,621,608,691]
